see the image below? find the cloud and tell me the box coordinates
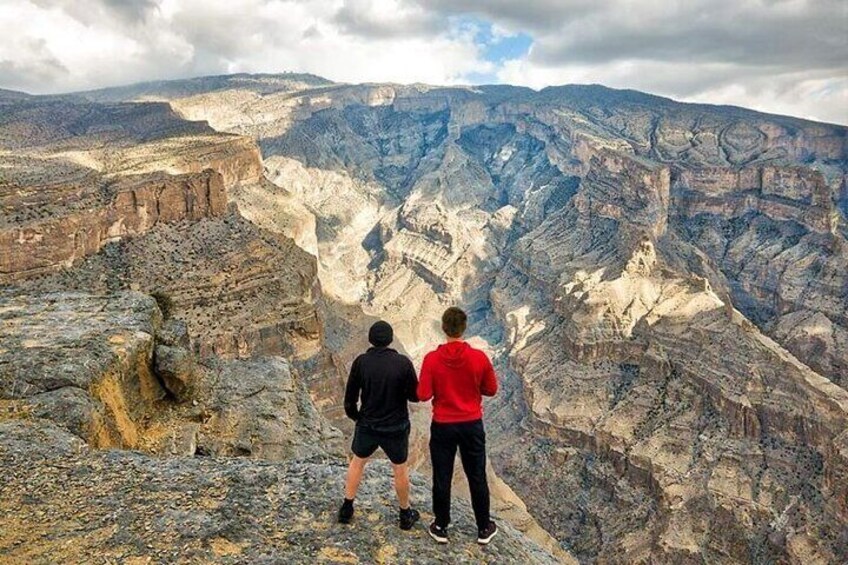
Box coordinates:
[0,0,488,91]
[454,0,848,123]
[31,0,157,26]
[0,0,845,123]
[417,0,603,33]
[0,37,68,91]
[333,0,441,39]
[520,0,847,71]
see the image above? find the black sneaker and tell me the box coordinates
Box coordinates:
[399,507,420,530]
[428,522,448,544]
[477,521,498,545]
[337,501,354,524]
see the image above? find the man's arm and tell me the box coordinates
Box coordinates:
[405,357,419,403]
[416,354,434,402]
[480,354,498,397]
[344,357,362,421]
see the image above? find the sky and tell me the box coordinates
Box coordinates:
[0,0,846,124]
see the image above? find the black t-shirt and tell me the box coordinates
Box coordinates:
[344,347,419,432]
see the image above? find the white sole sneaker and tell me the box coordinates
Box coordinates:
[477,525,498,545]
[428,525,448,544]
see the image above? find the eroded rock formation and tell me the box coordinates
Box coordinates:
[2,74,846,563]
[93,76,848,563]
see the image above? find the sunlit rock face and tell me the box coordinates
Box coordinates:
[11,75,847,562]
[0,91,348,429]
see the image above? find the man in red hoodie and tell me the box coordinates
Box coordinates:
[417,307,499,545]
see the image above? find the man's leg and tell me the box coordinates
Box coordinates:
[381,425,419,531]
[392,460,421,531]
[340,424,379,524]
[391,462,411,509]
[430,422,457,529]
[381,425,412,509]
[458,420,491,532]
[344,455,368,500]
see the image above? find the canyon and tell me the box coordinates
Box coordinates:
[1,73,846,563]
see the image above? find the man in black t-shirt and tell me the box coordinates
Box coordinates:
[338,320,421,531]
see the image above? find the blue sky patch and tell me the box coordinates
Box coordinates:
[451,16,532,83]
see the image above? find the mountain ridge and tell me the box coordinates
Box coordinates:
[1,71,846,563]
[17,72,840,128]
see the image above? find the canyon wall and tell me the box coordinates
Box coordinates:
[2,75,846,563]
[99,77,848,563]
[0,95,347,416]
[0,87,561,563]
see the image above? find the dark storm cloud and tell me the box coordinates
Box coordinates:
[414,0,603,32]
[333,0,442,39]
[100,0,157,24]
[411,0,847,72]
[526,0,848,71]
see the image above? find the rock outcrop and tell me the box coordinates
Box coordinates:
[92,75,848,563]
[18,209,323,360]
[0,421,558,564]
[0,291,340,459]
[0,92,347,421]
[0,290,558,564]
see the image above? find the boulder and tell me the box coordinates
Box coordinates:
[153,344,196,402]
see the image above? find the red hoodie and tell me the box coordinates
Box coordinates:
[417,341,498,423]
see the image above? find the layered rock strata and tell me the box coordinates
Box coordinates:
[1,170,226,281]
[96,76,848,563]
[2,75,845,563]
[0,290,558,564]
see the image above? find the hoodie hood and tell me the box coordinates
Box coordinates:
[436,341,470,367]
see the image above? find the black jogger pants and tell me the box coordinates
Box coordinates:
[429,419,490,531]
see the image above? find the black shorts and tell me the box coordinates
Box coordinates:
[351,423,410,464]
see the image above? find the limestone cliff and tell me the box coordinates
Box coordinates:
[0,93,346,419]
[93,75,848,563]
[2,74,846,564]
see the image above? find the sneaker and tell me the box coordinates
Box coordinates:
[428,521,448,544]
[399,507,420,530]
[477,521,498,545]
[337,501,354,524]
